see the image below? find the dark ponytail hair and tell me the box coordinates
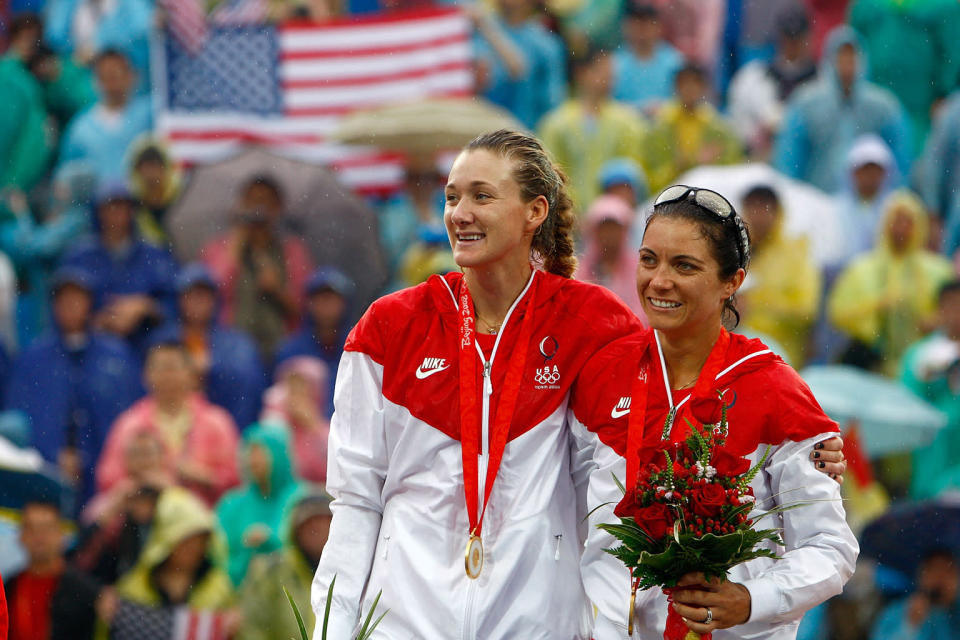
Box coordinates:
[645,194,751,329]
[465,130,577,278]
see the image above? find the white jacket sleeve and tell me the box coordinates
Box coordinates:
[311,351,388,639]
[571,415,662,640]
[740,432,860,625]
[568,408,598,547]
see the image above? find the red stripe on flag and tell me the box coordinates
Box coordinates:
[283,60,471,89]
[285,87,472,117]
[279,6,461,30]
[168,130,325,144]
[279,33,468,60]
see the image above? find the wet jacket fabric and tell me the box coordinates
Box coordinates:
[5,330,142,499]
[215,423,302,586]
[571,329,858,638]
[311,269,642,639]
[774,26,911,193]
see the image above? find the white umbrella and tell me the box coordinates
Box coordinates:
[633,163,846,268]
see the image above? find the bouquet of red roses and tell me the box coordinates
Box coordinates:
[599,403,785,640]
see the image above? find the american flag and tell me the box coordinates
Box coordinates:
[112,599,228,640]
[153,7,474,194]
[158,0,208,55]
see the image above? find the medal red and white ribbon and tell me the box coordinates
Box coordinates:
[458,275,538,578]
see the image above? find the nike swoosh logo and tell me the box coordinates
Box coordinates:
[416,365,450,380]
[610,407,630,419]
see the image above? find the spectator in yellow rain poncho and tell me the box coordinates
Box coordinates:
[829,190,954,377]
[96,487,236,639]
[738,184,821,368]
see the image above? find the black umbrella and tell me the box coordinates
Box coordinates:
[860,497,960,577]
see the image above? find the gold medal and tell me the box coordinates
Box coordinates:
[465,534,484,579]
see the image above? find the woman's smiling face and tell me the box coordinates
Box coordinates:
[637,216,743,335]
[443,149,541,270]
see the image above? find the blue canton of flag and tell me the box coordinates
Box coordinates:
[165,25,283,115]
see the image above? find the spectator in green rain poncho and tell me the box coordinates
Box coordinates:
[849,0,960,157]
[215,423,304,586]
[901,281,960,500]
[27,44,97,135]
[237,490,332,640]
[0,14,53,193]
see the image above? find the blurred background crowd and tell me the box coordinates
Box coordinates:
[1,0,960,638]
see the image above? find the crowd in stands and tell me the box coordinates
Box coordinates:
[1,0,960,637]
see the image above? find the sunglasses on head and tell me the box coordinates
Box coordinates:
[653,184,749,267]
[655,185,734,219]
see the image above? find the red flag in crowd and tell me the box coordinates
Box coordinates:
[0,571,7,640]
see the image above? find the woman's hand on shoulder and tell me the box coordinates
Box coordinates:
[810,436,846,484]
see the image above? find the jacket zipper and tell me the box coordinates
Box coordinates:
[463,360,491,640]
[460,271,536,640]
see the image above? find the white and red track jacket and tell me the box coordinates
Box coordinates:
[311,269,642,639]
[570,330,859,639]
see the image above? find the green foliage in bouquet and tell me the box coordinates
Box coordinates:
[598,403,804,590]
[285,575,388,640]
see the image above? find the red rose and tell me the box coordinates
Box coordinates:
[711,448,751,477]
[690,391,723,425]
[613,487,645,520]
[632,502,675,540]
[634,447,667,472]
[691,483,727,518]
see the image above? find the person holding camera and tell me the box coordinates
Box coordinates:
[200,174,312,360]
[870,549,960,639]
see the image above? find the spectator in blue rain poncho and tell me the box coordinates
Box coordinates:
[773,25,911,193]
[43,0,153,87]
[59,182,178,356]
[870,549,960,640]
[273,268,353,419]
[921,92,960,260]
[150,264,266,431]
[57,49,151,185]
[831,134,899,271]
[4,267,142,503]
[474,0,566,130]
[1,163,92,345]
[611,3,684,115]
